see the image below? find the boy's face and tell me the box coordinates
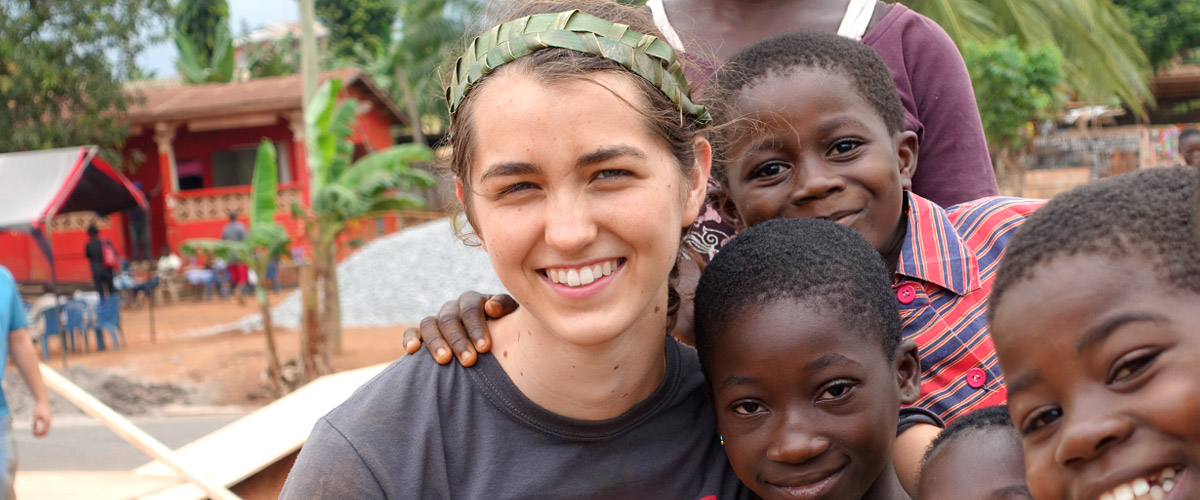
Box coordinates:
[991,255,1200,500]
[717,68,918,258]
[916,428,1032,500]
[710,299,920,500]
[1180,135,1200,167]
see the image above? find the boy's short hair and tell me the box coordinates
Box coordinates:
[705,31,904,134]
[922,405,1015,464]
[86,224,99,237]
[1180,127,1200,144]
[992,166,1200,315]
[693,218,902,376]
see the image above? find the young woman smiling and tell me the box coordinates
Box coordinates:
[279,1,751,498]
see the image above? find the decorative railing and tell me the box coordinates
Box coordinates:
[172,186,303,222]
[50,212,112,232]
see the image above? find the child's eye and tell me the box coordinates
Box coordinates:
[1021,407,1063,435]
[816,381,855,401]
[828,139,863,156]
[731,400,766,416]
[1107,349,1159,384]
[749,161,790,179]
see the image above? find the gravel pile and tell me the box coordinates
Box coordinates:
[242,218,506,330]
[4,365,198,418]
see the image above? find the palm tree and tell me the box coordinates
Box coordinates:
[907,0,1152,117]
[182,140,290,395]
[294,79,435,380]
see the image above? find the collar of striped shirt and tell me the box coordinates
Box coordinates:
[893,191,981,296]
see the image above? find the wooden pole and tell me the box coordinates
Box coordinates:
[38,364,241,500]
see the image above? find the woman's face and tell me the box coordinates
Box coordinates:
[459,70,709,347]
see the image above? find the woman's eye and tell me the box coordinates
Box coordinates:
[498,182,536,196]
[829,139,863,156]
[817,381,855,401]
[731,401,765,416]
[749,161,789,179]
[1108,350,1159,384]
[1021,407,1063,435]
[595,169,631,180]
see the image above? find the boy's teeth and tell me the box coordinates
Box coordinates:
[1133,479,1150,496]
[1098,467,1182,500]
[547,260,618,287]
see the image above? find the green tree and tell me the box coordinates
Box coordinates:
[245,33,298,79]
[907,0,1152,117]
[963,37,1065,195]
[175,0,230,63]
[174,26,235,83]
[1112,0,1200,71]
[0,0,171,169]
[294,79,435,380]
[315,0,398,63]
[182,140,291,395]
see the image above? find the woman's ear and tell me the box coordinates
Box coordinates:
[895,130,919,191]
[455,178,485,250]
[455,177,465,203]
[682,137,714,227]
[894,339,922,405]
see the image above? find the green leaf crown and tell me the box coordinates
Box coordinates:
[445,10,711,126]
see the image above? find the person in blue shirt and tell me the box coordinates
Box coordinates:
[0,265,52,498]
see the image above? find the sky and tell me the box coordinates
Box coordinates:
[137,0,300,77]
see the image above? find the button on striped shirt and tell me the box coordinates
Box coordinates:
[895,192,1043,423]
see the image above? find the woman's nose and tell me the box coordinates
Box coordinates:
[543,195,598,254]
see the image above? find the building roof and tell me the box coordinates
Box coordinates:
[1150,64,1200,100]
[124,68,407,126]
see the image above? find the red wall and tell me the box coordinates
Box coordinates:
[0,221,128,284]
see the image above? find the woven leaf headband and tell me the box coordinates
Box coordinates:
[445,10,711,125]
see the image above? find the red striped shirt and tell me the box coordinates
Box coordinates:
[894,192,1043,423]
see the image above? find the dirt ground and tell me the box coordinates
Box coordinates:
[31,291,415,408]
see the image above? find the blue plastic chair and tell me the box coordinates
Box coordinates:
[96,296,125,351]
[63,300,91,353]
[38,307,66,361]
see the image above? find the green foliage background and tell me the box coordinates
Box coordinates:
[0,0,171,170]
[175,0,230,64]
[315,0,398,62]
[1112,0,1200,70]
[962,37,1065,151]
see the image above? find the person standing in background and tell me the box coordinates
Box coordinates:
[220,212,249,305]
[0,264,52,499]
[84,225,115,298]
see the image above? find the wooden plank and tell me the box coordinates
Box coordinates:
[38,364,241,500]
[1023,167,1092,200]
[134,363,389,500]
[16,471,181,500]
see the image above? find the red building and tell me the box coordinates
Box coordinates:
[1,68,407,283]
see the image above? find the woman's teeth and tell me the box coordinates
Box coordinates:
[1098,466,1180,500]
[547,260,616,287]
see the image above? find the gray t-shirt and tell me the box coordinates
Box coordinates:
[220,221,246,242]
[280,335,753,499]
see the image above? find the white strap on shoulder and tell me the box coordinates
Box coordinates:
[646,0,687,52]
[836,0,877,41]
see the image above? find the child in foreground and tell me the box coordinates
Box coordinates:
[694,217,934,500]
[988,166,1200,500]
[915,405,1031,500]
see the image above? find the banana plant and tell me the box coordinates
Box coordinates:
[293,78,435,380]
[182,140,290,395]
[174,26,235,84]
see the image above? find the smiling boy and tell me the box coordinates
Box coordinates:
[989,166,1200,500]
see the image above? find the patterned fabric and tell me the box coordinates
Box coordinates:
[894,192,1043,423]
[685,179,738,262]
